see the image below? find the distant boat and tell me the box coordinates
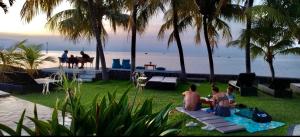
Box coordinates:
[145,52,148,55]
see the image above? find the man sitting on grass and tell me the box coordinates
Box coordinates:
[182,84,201,111]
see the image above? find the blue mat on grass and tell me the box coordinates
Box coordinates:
[202,108,285,133]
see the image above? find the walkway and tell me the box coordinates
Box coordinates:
[0,93,71,135]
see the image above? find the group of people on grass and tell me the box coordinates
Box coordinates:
[61,50,91,69]
[182,84,236,117]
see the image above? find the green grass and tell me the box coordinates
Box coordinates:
[14,80,300,136]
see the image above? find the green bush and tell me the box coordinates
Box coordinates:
[0,74,182,136]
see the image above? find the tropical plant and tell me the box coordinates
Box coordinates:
[194,0,244,83]
[158,0,196,81]
[0,0,14,13]
[0,74,182,136]
[122,0,164,78]
[0,40,24,71]
[17,44,56,77]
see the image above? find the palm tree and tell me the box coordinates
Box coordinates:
[228,0,300,82]
[244,0,254,73]
[0,0,14,13]
[123,0,164,79]
[228,19,300,82]
[18,44,56,77]
[21,0,128,80]
[158,0,196,81]
[194,0,244,83]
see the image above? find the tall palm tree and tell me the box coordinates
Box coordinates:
[21,0,128,80]
[0,0,14,13]
[123,0,164,79]
[228,0,300,82]
[244,0,254,73]
[158,0,196,81]
[194,0,244,83]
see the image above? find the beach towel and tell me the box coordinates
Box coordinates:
[202,108,285,133]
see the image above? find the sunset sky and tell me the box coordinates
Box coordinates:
[0,0,248,52]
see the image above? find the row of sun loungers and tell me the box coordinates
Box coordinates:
[146,76,178,90]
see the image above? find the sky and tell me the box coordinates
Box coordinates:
[0,0,247,53]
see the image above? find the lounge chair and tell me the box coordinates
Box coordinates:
[122,59,131,69]
[112,59,122,69]
[228,73,257,96]
[146,76,178,90]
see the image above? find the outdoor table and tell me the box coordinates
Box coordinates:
[144,62,156,70]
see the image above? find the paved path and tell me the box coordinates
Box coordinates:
[0,96,71,135]
[0,90,10,98]
[288,125,300,136]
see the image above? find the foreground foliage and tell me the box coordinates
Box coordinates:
[0,75,181,136]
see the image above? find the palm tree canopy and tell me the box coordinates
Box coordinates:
[158,0,199,46]
[46,0,129,44]
[121,0,165,33]
[0,0,14,13]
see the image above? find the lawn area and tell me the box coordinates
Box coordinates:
[14,80,300,136]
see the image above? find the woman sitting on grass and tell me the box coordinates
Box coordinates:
[212,86,231,117]
[226,85,237,108]
[182,84,202,111]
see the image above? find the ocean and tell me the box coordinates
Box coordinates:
[41,50,300,78]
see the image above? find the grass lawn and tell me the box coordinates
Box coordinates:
[14,80,300,136]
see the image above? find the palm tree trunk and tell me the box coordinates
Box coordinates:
[267,59,275,82]
[96,47,99,70]
[172,1,187,81]
[245,0,253,73]
[203,16,215,83]
[130,5,138,80]
[87,0,108,80]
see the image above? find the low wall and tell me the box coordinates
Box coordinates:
[40,68,300,83]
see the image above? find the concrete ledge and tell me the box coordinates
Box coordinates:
[0,90,10,97]
[290,83,300,94]
[258,84,275,96]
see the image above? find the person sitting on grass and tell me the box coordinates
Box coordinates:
[182,84,201,111]
[212,86,231,117]
[226,85,237,107]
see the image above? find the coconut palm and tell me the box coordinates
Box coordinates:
[21,0,128,80]
[228,19,300,82]
[158,0,197,81]
[228,0,300,82]
[244,0,254,73]
[17,44,56,77]
[0,0,14,13]
[122,0,164,78]
[194,0,244,83]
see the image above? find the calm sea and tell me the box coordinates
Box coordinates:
[40,50,300,78]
